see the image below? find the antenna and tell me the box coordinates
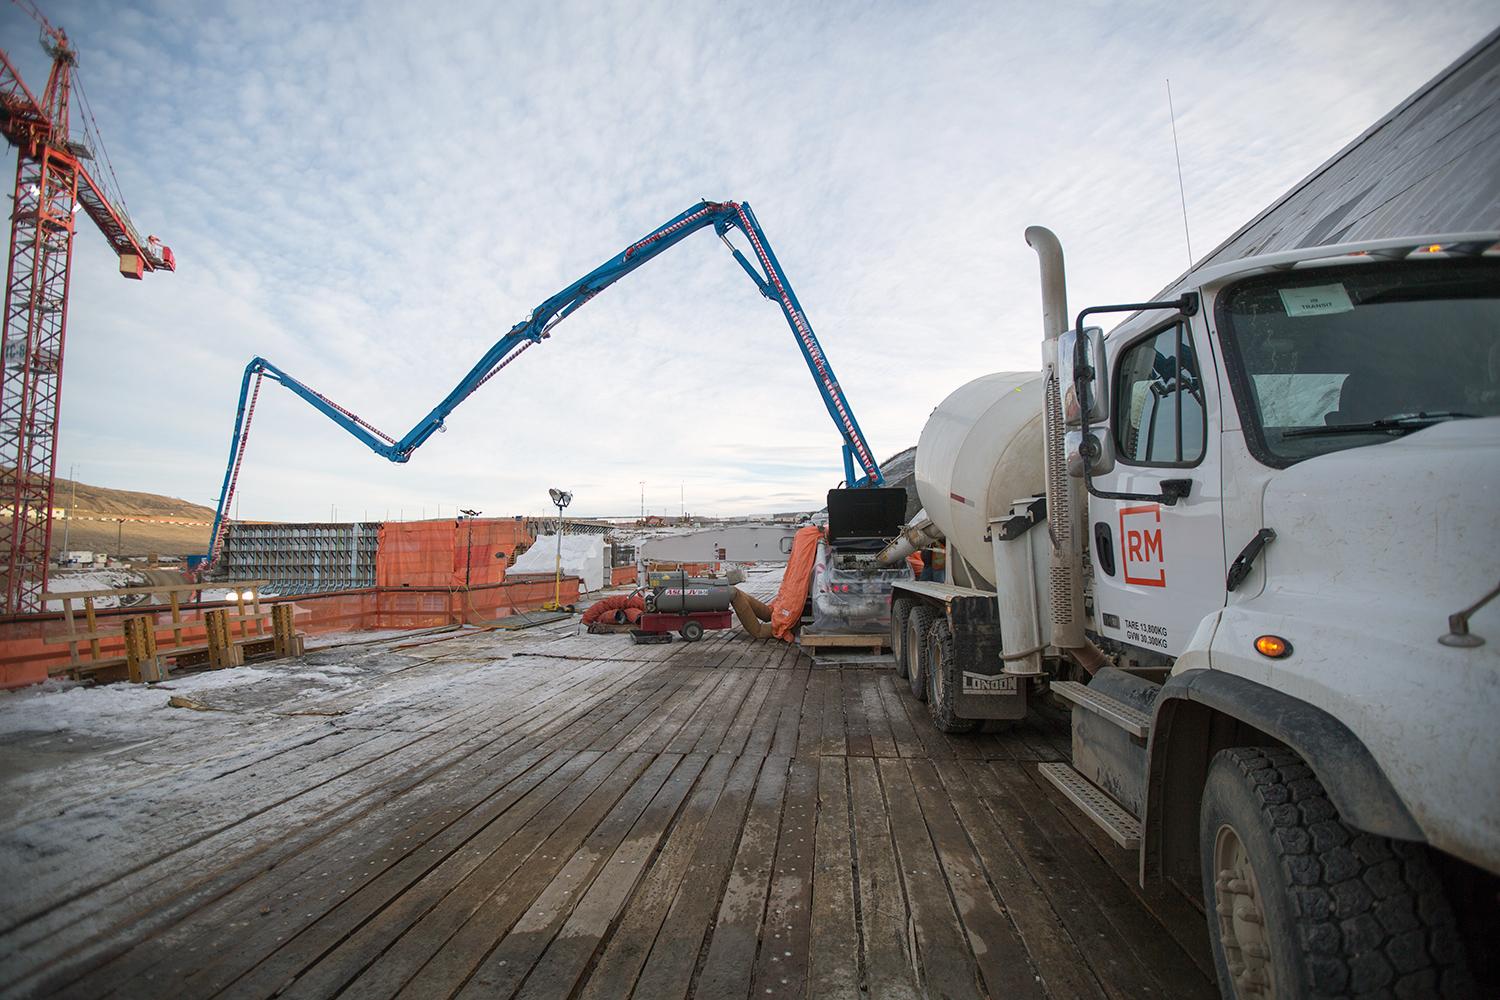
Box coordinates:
[1166,78,1194,268]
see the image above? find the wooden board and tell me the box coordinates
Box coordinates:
[0,626,1216,1000]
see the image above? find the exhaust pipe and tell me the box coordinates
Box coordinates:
[1026,226,1106,674]
[876,509,942,567]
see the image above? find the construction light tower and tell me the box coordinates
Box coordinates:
[0,1,174,612]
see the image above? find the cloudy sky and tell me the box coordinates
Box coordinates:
[2,0,1494,521]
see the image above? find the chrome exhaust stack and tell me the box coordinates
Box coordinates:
[1026,226,1106,673]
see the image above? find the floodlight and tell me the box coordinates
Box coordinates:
[548,488,572,509]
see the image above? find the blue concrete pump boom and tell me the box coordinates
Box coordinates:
[207,200,883,560]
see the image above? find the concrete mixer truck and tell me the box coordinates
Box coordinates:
[881,35,1500,995]
[886,226,1499,997]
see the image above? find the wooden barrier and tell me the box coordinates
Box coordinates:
[2,576,579,687]
[38,580,295,682]
[272,603,304,658]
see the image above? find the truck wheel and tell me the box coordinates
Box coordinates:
[680,620,704,642]
[905,606,938,701]
[891,598,914,678]
[1199,746,1474,1000]
[924,621,979,734]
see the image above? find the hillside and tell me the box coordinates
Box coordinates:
[49,475,216,559]
[53,477,216,520]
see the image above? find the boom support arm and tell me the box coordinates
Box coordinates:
[208,200,882,558]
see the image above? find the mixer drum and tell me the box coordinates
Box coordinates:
[915,372,1045,589]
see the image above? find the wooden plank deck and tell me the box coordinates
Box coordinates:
[0,612,1215,999]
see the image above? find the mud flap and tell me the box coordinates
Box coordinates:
[948,594,1028,720]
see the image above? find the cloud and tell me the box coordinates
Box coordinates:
[2,0,1493,522]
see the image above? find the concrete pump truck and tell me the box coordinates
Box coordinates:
[883,31,1500,1000]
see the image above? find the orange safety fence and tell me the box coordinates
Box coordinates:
[453,518,534,587]
[376,521,458,588]
[644,561,720,576]
[0,518,568,688]
[0,576,582,687]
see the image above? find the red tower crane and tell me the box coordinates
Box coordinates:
[0,0,173,612]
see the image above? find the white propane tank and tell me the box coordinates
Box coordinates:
[915,372,1045,589]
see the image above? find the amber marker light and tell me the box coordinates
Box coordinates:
[1255,635,1291,658]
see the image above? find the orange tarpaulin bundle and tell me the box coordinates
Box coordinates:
[770,525,823,640]
[729,525,823,643]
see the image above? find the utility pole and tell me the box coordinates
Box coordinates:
[60,464,74,554]
[459,508,481,588]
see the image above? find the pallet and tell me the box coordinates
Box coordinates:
[797,632,889,654]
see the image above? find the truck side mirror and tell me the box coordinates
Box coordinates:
[1058,325,1108,426]
[1066,428,1115,477]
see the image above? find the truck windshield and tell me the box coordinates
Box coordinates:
[1214,259,1500,465]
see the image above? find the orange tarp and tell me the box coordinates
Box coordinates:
[376,521,457,588]
[453,518,533,587]
[770,525,823,641]
[376,518,535,589]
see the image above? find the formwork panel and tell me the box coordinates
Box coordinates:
[219,522,380,595]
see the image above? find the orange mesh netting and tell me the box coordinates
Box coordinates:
[377,518,536,589]
[376,521,458,588]
[453,518,534,587]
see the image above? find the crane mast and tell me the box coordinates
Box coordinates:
[0,2,174,612]
[208,201,882,560]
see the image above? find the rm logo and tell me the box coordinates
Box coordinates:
[1120,503,1166,588]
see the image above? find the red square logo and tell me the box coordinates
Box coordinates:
[1119,504,1166,587]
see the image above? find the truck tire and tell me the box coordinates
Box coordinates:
[906,606,938,701]
[891,598,914,678]
[924,620,979,734]
[1199,746,1473,1000]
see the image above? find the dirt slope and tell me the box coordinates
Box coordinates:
[48,475,216,558]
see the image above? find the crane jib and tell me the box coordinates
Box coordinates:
[206,200,884,562]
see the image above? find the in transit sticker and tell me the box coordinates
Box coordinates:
[1278,283,1353,317]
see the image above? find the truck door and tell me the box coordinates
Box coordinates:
[1090,317,1225,658]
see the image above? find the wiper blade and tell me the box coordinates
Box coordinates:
[1283,412,1478,438]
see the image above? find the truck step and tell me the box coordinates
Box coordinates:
[1037,762,1141,849]
[1049,680,1151,738]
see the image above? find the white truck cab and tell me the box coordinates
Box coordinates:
[1069,231,1500,999]
[1095,236,1500,876]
